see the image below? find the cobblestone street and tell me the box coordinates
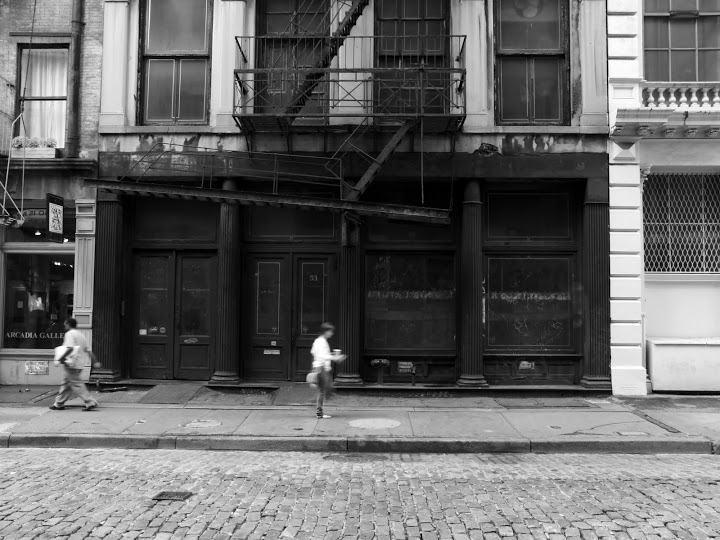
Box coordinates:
[0,450,719,540]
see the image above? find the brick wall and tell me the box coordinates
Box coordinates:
[0,0,103,156]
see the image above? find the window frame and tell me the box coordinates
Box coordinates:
[643,0,720,82]
[494,0,570,126]
[138,0,213,126]
[15,44,69,145]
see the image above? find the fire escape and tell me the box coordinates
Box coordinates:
[96,0,466,224]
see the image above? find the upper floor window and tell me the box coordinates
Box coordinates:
[142,0,211,124]
[18,48,67,146]
[644,0,720,81]
[495,0,568,125]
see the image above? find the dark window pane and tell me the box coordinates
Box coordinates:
[699,16,720,47]
[366,218,453,243]
[425,0,444,18]
[699,50,720,79]
[644,18,669,48]
[145,59,175,121]
[257,262,281,335]
[4,255,75,349]
[699,0,720,9]
[180,258,211,335]
[671,50,697,79]
[299,262,326,336]
[487,257,572,348]
[645,0,670,11]
[20,49,68,97]
[488,193,571,239]
[499,58,529,121]
[265,0,293,12]
[402,0,421,18]
[365,254,456,350]
[499,0,561,50]
[138,257,170,337]
[178,59,207,121]
[147,0,208,52]
[533,57,562,121]
[671,0,698,9]
[247,207,335,239]
[266,14,292,34]
[670,19,696,48]
[380,0,398,18]
[19,100,67,145]
[645,50,669,80]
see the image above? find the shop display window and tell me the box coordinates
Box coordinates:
[365,254,456,350]
[3,254,74,349]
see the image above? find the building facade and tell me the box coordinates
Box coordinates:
[94,0,612,389]
[0,0,101,385]
[608,0,720,395]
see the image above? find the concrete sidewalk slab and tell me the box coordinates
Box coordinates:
[408,411,524,439]
[234,410,320,437]
[313,410,413,437]
[123,408,213,435]
[637,411,720,441]
[165,409,252,436]
[11,407,147,434]
[503,410,676,438]
[0,386,55,404]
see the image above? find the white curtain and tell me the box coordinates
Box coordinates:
[19,49,68,147]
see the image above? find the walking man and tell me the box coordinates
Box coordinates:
[49,318,98,411]
[311,322,345,419]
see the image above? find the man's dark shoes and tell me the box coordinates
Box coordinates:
[49,405,65,410]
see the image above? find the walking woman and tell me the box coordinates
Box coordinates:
[311,322,345,419]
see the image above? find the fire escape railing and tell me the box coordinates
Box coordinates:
[234,35,467,133]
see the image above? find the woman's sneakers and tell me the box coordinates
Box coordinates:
[82,402,98,411]
[316,414,332,419]
[49,404,65,410]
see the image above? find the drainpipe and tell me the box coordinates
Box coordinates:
[66,0,83,158]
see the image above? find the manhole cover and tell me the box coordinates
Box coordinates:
[348,418,401,429]
[152,491,193,501]
[184,420,221,429]
[323,454,388,462]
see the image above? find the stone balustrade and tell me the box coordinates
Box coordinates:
[642,84,720,109]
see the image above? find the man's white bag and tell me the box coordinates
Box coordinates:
[54,345,81,367]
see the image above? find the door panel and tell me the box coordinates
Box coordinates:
[245,252,335,381]
[132,252,215,380]
[174,255,214,380]
[246,256,291,379]
[133,254,174,379]
[292,256,333,381]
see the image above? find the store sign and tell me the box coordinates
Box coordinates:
[25,361,50,375]
[46,194,64,243]
[397,361,414,373]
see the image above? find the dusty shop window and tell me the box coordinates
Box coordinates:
[3,254,74,349]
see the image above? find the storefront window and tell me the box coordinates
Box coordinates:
[4,206,76,243]
[3,254,74,348]
[365,254,455,350]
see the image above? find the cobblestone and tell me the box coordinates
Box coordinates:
[0,451,719,539]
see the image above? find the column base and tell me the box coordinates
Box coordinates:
[611,366,648,396]
[89,368,121,383]
[210,371,241,384]
[457,374,489,388]
[335,373,364,385]
[580,376,612,390]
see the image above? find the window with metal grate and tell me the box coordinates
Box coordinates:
[644,174,720,272]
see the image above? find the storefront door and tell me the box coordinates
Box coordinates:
[245,253,335,381]
[132,252,216,380]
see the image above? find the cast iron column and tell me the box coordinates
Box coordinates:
[458,180,489,387]
[581,177,612,388]
[90,193,123,381]
[335,214,363,384]
[211,202,242,383]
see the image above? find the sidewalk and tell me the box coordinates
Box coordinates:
[1,384,719,454]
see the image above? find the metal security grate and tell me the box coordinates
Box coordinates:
[152,491,193,501]
[644,174,720,273]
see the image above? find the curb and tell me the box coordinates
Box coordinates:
[1,433,714,454]
[530,437,712,454]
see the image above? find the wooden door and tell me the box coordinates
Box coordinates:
[245,255,291,379]
[132,252,215,380]
[133,253,175,379]
[291,254,334,381]
[174,254,215,380]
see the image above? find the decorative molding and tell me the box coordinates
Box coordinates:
[685,127,699,137]
[663,127,676,137]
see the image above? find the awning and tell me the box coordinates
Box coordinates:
[86,180,451,224]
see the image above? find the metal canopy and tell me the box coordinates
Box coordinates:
[86,180,451,224]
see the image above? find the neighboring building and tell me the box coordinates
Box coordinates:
[0,0,101,385]
[609,0,720,394]
[94,0,611,389]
